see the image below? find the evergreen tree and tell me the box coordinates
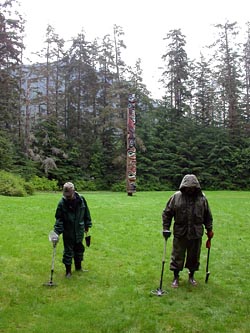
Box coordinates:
[161,29,190,118]
[242,22,250,133]
[192,54,216,126]
[64,31,98,162]
[2,10,250,191]
[0,130,15,170]
[0,0,24,137]
[211,21,242,138]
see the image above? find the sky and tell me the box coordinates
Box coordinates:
[18,0,250,99]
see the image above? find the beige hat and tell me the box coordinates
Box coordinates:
[63,182,75,198]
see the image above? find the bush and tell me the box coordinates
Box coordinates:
[23,182,35,195]
[74,179,97,191]
[136,177,172,191]
[111,180,126,192]
[30,176,59,191]
[0,171,34,196]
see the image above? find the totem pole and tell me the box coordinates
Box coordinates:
[126,94,136,196]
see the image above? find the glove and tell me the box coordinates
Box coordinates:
[206,230,213,249]
[162,230,171,239]
[206,238,211,249]
[85,227,89,233]
[206,230,214,239]
[52,234,59,243]
[49,230,59,242]
[85,235,91,247]
[49,230,59,247]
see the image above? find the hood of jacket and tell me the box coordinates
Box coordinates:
[179,174,201,192]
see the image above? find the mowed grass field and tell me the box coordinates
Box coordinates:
[0,191,249,333]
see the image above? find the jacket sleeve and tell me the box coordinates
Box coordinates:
[54,201,64,235]
[162,195,175,230]
[82,197,92,228]
[203,197,213,231]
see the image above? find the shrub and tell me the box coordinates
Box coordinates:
[74,179,97,191]
[23,182,35,195]
[30,176,59,191]
[111,180,126,192]
[136,177,172,191]
[0,171,34,196]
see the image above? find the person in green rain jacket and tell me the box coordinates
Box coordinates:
[162,174,213,288]
[54,182,92,278]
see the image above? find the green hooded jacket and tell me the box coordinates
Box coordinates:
[54,192,92,243]
[162,174,213,239]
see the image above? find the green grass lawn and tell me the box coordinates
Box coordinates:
[0,191,249,333]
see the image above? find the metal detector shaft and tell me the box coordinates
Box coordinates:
[151,237,169,296]
[44,231,59,287]
[159,239,167,290]
[205,247,210,283]
[49,245,56,283]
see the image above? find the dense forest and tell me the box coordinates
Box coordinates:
[0,0,250,193]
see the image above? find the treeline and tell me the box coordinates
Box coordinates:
[0,0,250,192]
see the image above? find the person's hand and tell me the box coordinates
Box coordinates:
[206,230,214,239]
[206,239,211,249]
[52,234,59,243]
[49,230,59,247]
[85,227,89,233]
[49,231,59,242]
[162,230,171,239]
[206,230,213,248]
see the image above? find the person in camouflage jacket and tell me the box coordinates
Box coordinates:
[162,174,213,288]
[54,182,92,278]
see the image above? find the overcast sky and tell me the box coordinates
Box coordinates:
[19,0,250,99]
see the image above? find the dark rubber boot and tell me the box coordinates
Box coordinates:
[74,261,82,271]
[171,270,179,288]
[188,271,197,286]
[65,264,72,278]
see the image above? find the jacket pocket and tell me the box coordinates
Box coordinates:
[193,224,204,237]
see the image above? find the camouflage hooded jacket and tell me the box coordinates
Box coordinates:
[162,174,213,239]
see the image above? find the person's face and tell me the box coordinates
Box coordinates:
[185,187,196,195]
[63,189,75,200]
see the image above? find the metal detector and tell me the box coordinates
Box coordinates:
[151,231,171,296]
[44,231,59,287]
[205,238,212,283]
